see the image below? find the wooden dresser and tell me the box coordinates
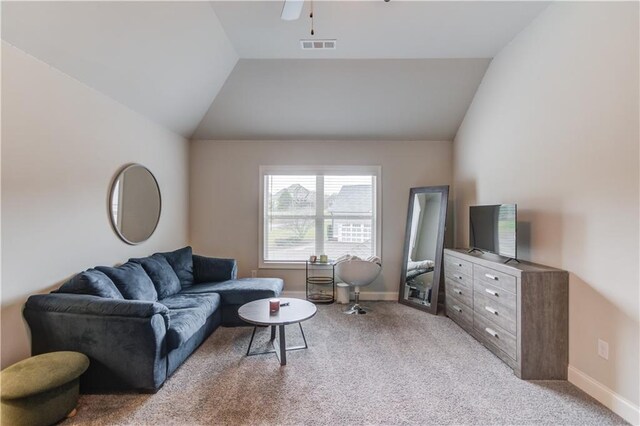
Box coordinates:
[443,248,569,379]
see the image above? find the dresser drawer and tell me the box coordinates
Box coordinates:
[474,280,517,316]
[444,269,472,290]
[444,255,473,278]
[473,289,517,335]
[445,278,473,308]
[474,313,517,360]
[446,299,473,331]
[474,264,517,294]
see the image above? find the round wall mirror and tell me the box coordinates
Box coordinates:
[109,164,161,245]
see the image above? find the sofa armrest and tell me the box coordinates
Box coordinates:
[24,294,169,391]
[25,294,169,325]
[193,255,237,283]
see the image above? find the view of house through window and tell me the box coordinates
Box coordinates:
[262,169,379,264]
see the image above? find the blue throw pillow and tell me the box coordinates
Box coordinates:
[130,254,181,299]
[193,255,237,283]
[156,246,194,288]
[55,269,124,299]
[96,262,158,301]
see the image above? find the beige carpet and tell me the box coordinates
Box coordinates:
[68,302,624,425]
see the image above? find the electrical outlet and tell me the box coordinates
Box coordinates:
[251,270,258,278]
[597,339,609,360]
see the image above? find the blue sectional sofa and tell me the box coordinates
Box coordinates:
[23,247,283,392]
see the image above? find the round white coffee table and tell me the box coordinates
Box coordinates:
[238,298,317,365]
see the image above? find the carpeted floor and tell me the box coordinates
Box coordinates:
[68,302,625,425]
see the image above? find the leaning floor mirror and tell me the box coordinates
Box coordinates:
[398,186,449,314]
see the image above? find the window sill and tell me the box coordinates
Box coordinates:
[259,262,310,270]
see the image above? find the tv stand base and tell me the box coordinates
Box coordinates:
[467,248,484,254]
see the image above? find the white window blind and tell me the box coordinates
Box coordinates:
[260,166,381,267]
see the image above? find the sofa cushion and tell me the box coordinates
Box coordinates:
[193,254,238,284]
[193,255,237,283]
[130,255,181,299]
[156,247,194,288]
[96,262,157,302]
[55,269,124,299]
[179,278,283,306]
[160,293,221,350]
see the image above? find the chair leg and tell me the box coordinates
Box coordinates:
[344,286,370,315]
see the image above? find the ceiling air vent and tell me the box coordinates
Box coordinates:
[300,39,336,50]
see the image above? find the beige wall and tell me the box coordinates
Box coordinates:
[1,43,190,367]
[190,140,452,298]
[453,1,639,414]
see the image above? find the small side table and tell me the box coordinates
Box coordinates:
[305,261,335,304]
[238,298,317,366]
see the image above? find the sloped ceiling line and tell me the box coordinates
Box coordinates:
[2,1,239,137]
[192,58,491,141]
[1,1,548,140]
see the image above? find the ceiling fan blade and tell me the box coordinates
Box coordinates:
[281,0,304,21]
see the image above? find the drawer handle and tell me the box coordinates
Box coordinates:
[485,327,499,338]
[485,273,499,281]
[457,263,463,267]
[455,275,463,280]
[454,288,463,295]
[485,288,499,297]
[485,306,498,315]
[452,305,462,313]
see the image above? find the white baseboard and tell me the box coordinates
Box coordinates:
[357,291,398,301]
[568,365,639,425]
[281,290,397,301]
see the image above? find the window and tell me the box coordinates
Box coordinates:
[260,166,381,267]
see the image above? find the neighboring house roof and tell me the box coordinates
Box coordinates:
[272,184,371,214]
[273,184,314,214]
[327,185,372,214]
[275,184,312,201]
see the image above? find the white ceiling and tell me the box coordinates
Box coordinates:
[211,1,549,59]
[1,1,238,137]
[1,1,549,140]
[193,58,490,140]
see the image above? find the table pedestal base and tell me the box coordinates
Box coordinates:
[245,323,308,365]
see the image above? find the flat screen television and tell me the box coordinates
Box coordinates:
[469,204,517,259]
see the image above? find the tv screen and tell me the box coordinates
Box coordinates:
[469,204,517,259]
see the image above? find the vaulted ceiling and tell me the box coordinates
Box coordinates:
[192,58,490,141]
[2,1,237,137]
[212,1,549,59]
[1,1,549,140]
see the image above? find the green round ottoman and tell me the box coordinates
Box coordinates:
[1,351,89,426]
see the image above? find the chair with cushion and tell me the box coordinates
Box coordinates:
[0,351,89,426]
[335,259,382,315]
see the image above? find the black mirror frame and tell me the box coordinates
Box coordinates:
[398,185,449,314]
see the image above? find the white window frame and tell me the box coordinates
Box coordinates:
[259,165,382,269]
